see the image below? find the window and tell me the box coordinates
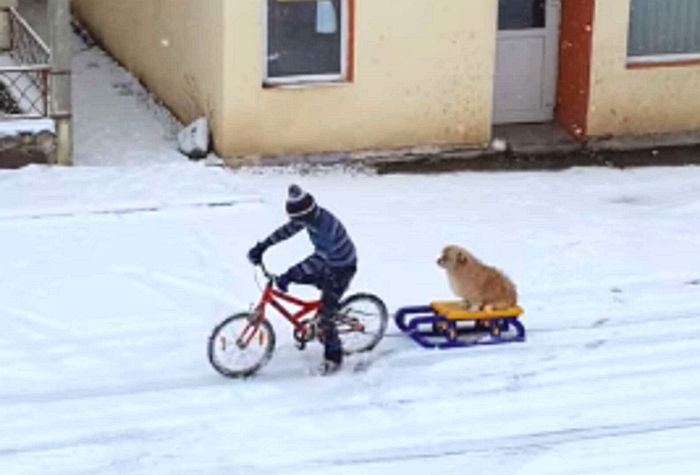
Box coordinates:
[498,0,545,31]
[628,0,700,63]
[265,0,351,85]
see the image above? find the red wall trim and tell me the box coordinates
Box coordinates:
[556,0,596,139]
[347,0,355,81]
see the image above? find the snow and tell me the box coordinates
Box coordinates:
[0,163,260,220]
[70,29,184,166]
[178,117,210,159]
[1,27,700,475]
[0,119,54,137]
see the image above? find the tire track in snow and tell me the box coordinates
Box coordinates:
[526,308,700,334]
[0,374,226,406]
[290,417,700,471]
[0,427,165,458]
[0,305,68,342]
[0,197,263,222]
[292,359,700,418]
[4,274,699,473]
[7,300,696,410]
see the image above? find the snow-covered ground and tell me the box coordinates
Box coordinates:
[70,28,184,166]
[1,28,700,475]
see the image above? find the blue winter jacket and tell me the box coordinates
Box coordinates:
[262,207,356,282]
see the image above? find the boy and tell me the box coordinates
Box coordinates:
[247,185,357,374]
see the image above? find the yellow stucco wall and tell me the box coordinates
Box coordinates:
[222,0,497,157]
[72,0,226,149]
[71,0,496,157]
[587,0,700,136]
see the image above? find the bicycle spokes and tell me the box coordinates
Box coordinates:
[208,313,276,378]
[335,294,388,355]
[337,316,366,333]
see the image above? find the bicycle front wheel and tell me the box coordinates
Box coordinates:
[336,293,388,354]
[207,312,276,378]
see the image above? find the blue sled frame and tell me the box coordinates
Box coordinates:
[394,305,526,349]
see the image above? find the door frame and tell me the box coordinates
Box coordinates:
[493,0,562,124]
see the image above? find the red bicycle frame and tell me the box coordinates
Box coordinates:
[237,279,321,348]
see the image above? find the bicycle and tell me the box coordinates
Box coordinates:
[207,260,388,378]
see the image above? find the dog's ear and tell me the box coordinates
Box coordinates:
[457,251,468,264]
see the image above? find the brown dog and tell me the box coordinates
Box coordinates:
[437,244,517,311]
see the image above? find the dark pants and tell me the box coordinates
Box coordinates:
[298,264,356,363]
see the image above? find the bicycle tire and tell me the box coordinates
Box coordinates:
[207,312,276,378]
[336,293,388,354]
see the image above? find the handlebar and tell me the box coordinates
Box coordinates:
[257,259,277,283]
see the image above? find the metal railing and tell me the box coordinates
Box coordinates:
[0,7,50,119]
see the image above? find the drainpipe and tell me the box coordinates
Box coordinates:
[48,0,72,166]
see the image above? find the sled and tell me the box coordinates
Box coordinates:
[394,300,526,349]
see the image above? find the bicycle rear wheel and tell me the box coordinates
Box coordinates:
[336,293,388,354]
[207,312,276,378]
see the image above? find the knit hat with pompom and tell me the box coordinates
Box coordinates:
[286,184,317,220]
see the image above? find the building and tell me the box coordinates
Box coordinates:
[71,0,700,159]
[1,0,71,168]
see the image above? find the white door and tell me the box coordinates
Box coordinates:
[493,0,560,124]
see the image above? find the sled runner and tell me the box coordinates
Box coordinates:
[394,301,526,349]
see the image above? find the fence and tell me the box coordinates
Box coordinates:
[0,7,50,119]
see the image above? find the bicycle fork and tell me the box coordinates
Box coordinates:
[235,310,265,349]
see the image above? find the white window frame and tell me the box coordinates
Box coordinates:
[263,0,350,86]
[627,52,700,65]
[626,0,700,65]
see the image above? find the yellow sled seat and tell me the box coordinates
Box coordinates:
[430,301,523,320]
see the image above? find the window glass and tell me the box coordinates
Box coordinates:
[498,0,546,30]
[628,0,700,57]
[267,0,344,79]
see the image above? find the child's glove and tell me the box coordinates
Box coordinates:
[247,242,267,265]
[275,273,291,293]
